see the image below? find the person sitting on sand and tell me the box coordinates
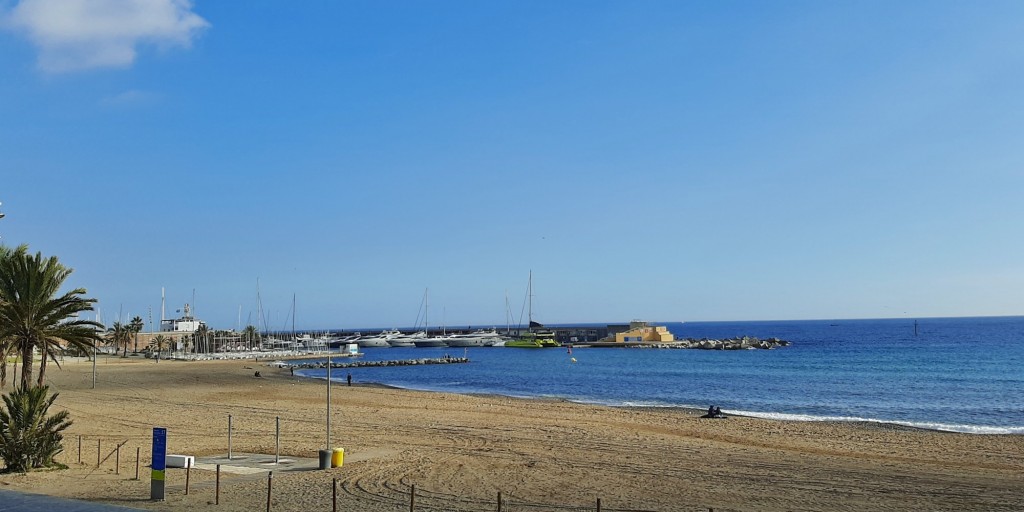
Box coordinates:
[708,405,716,417]
[713,406,722,417]
[254,371,261,378]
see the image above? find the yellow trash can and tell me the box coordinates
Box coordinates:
[331,448,345,468]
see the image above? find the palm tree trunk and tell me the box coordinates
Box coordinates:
[20,344,34,389]
[37,354,47,387]
[0,358,7,389]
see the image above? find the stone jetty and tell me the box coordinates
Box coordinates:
[663,336,790,350]
[286,357,469,370]
[583,336,791,350]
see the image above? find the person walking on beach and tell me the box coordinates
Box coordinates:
[347,373,352,386]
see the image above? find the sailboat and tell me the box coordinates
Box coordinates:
[505,271,561,348]
[414,288,449,347]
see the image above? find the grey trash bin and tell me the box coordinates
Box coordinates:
[318,449,332,470]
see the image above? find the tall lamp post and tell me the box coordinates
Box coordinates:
[326,349,332,450]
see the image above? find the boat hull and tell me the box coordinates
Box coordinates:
[413,339,449,348]
[446,339,486,347]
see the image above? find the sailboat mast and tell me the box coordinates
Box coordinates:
[292,293,296,341]
[425,288,429,336]
[528,270,533,328]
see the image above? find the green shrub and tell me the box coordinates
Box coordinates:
[0,385,72,472]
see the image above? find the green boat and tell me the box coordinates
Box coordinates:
[505,330,561,348]
[505,271,562,348]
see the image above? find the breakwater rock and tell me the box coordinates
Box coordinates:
[672,336,790,350]
[287,357,469,370]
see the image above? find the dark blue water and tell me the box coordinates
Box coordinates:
[295,317,1024,434]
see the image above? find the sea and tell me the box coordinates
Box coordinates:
[294,316,1024,435]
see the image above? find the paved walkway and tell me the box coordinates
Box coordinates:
[0,489,145,511]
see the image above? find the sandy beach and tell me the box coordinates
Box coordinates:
[0,355,1020,511]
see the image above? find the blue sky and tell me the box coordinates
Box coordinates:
[2,1,1023,330]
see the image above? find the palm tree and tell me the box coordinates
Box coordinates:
[107,322,132,359]
[0,385,73,471]
[129,316,144,354]
[177,335,190,355]
[0,246,103,388]
[242,325,259,350]
[193,324,210,354]
[148,334,169,360]
[0,245,12,388]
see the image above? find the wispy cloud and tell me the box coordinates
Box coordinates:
[99,88,161,107]
[3,0,209,73]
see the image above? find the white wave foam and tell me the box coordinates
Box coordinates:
[728,410,1024,435]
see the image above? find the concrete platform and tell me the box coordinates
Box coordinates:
[192,452,321,475]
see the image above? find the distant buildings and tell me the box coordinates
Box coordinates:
[159,303,205,333]
[504,320,674,345]
[608,320,675,343]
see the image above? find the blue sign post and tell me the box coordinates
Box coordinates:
[151,427,167,500]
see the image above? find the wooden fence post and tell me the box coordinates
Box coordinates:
[185,464,191,495]
[78,435,81,464]
[597,497,602,512]
[115,445,120,475]
[410,484,415,512]
[332,478,337,512]
[497,491,502,511]
[96,439,101,468]
[266,471,273,512]
[135,447,140,480]
[216,464,221,505]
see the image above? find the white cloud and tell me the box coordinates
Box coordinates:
[4,0,209,73]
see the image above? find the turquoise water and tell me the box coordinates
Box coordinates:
[296,316,1024,434]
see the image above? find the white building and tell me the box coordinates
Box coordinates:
[159,303,206,333]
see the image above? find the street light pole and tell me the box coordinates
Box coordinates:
[326,349,331,450]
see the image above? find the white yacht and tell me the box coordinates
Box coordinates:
[358,329,400,348]
[446,328,502,347]
[413,336,449,348]
[388,330,425,347]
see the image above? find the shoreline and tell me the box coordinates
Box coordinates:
[1,357,1020,511]
[288,365,1022,436]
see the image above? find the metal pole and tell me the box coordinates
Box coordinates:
[136,447,140,479]
[410,484,415,512]
[275,416,280,464]
[228,414,233,460]
[185,464,191,495]
[266,471,273,512]
[597,497,602,512]
[116,445,120,474]
[332,478,337,512]
[327,352,331,450]
[78,435,82,464]
[216,464,221,505]
[497,491,502,512]
[97,439,101,468]
[92,343,97,389]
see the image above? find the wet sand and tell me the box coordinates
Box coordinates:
[0,356,1020,511]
